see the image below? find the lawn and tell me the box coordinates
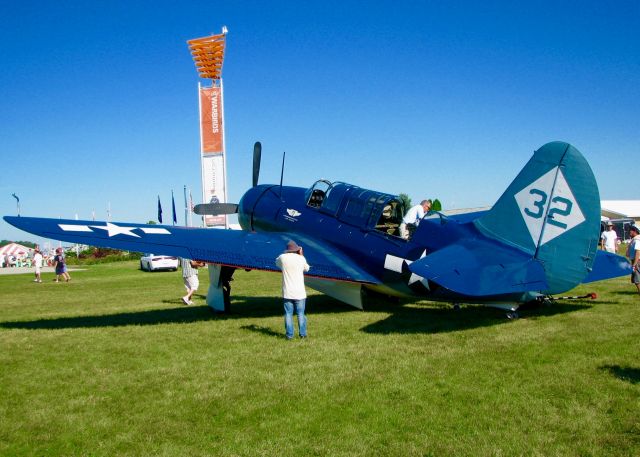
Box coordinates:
[1,261,639,456]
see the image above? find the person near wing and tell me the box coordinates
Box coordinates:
[180,258,204,305]
[275,240,310,339]
[626,224,640,296]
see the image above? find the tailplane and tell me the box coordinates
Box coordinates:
[475,142,601,294]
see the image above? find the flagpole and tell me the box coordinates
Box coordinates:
[189,189,194,227]
[183,185,188,227]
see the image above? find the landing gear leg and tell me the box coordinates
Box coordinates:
[220,266,235,314]
[206,265,236,313]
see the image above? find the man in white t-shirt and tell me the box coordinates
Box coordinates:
[600,222,619,253]
[399,199,432,240]
[33,247,43,283]
[275,240,311,339]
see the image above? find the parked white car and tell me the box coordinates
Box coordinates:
[140,254,179,272]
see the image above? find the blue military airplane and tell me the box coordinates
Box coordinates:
[3,141,631,317]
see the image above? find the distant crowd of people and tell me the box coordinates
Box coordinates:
[1,253,32,268]
[1,245,71,283]
[1,248,59,269]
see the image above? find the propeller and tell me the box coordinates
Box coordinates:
[252,141,261,187]
[194,141,262,216]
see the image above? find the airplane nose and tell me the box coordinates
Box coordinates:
[238,184,281,231]
[238,186,266,229]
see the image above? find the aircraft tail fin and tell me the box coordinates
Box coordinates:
[474,142,601,294]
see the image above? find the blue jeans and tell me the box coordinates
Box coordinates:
[283,299,307,339]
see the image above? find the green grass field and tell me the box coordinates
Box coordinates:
[1,261,639,456]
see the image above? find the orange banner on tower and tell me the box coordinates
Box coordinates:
[200,86,223,155]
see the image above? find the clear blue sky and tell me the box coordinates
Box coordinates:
[1,1,638,243]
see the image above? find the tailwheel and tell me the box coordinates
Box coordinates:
[506,310,519,320]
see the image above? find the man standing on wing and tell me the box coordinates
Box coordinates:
[399,199,432,240]
[276,240,310,339]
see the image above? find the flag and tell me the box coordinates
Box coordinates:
[171,190,177,225]
[157,196,163,223]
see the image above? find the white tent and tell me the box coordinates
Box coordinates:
[0,242,32,257]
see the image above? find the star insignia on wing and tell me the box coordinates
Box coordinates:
[90,222,141,238]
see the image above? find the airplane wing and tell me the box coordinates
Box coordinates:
[407,240,548,296]
[3,216,380,284]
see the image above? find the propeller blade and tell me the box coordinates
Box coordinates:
[252,141,262,187]
[193,203,239,215]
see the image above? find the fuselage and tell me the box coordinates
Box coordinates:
[238,182,538,305]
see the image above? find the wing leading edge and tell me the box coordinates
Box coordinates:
[3,216,380,284]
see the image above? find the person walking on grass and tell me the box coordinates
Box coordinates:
[180,258,204,305]
[627,224,640,296]
[52,247,70,282]
[275,240,310,339]
[33,247,43,283]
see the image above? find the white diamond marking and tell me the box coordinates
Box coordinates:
[514,167,585,247]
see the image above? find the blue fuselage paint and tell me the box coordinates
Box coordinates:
[238,183,534,305]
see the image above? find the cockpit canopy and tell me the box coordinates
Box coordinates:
[305,180,405,236]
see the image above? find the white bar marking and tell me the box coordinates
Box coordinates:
[384,254,405,273]
[59,224,93,232]
[140,227,171,235]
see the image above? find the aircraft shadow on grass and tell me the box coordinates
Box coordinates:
[0,306,217,330]
[610,290,640,296]
[600,365,640,385]
[0,296,592,333]
[358,300,593,335]
[0,296,345,331]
